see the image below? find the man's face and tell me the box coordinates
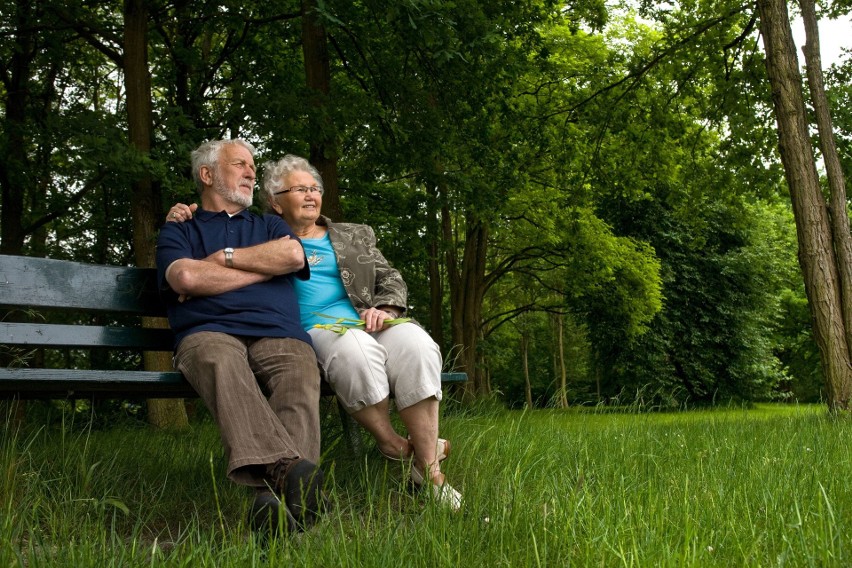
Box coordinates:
[211,144,256,209]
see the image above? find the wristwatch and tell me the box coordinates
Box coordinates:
[224,247,234,268]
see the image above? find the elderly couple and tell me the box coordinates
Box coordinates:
[156,139,460,536]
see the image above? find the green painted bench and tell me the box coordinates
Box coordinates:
[0,254,467,403]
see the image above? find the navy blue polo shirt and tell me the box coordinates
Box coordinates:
[156,207,311,349]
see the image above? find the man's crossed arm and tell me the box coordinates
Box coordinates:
[165,236,305,298]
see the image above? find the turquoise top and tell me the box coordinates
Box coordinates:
[294,233,360,331]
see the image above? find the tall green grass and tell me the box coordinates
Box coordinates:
[2,403,849,566]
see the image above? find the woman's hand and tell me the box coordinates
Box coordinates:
[360,307,397,333]
[166,203,198,223]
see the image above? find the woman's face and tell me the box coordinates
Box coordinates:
[271,170,323,227]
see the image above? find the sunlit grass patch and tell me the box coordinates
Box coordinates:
[2,403,849,567]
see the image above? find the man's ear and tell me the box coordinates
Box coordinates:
[199,165,214,186]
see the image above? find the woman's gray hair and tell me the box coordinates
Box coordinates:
[262,154,324,204]
[190,139,256,193]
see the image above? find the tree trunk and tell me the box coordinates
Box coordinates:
[144,328,189,430]
[799,0,852,358]
[301,0,342,221]
[463,220,488,396]
[595,366,602,404]
[521,331,532,409]
[441,206,489,398]
[0,0,36,424]
[555,313,568,408]
[756,0,852,412]
[124,0,188,429]
[171,0,204,134]
[457,218,488,397]
[442,203,463,361]
[0,0,33,255]
[428,203,445,349]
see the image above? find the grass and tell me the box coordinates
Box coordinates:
[2,402,850,566]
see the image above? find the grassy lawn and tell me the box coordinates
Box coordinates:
[2,402,849,566]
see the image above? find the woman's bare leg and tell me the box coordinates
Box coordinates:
[398,397,443,483]
[351,397,410,459]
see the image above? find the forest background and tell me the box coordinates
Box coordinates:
[2,0,850,418]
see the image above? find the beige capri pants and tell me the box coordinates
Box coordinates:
[308,322,443,413]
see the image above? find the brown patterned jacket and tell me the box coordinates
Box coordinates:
[315,215,408,314]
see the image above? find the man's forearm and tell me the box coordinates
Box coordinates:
[214,237,305,276]
[165,258,270,297]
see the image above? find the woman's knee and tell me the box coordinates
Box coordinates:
[315,329,387,373]
[380,324,440,361]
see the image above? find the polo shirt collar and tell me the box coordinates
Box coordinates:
[195,207,253,222]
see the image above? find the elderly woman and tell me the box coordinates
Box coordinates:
[168,155,461,509]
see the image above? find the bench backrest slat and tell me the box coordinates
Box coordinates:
[0,368,195,399]
[0,255,177,399]
[0,254,164,315]
[0,322,174,351]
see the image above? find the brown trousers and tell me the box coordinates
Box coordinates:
[174,332,321,486]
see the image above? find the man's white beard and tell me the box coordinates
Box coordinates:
[214,177,253,209]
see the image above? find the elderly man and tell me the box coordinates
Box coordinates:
[156,138,324,534]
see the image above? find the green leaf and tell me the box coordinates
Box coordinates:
[311,312,412,334]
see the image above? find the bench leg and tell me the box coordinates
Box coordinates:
[337,398,364,457]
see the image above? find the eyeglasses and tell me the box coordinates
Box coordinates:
[274,185,324,196]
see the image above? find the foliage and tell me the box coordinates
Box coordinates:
[483,310,596,407]
[774,288,824,402]
[596,195,799,406]
[0,0,831,406]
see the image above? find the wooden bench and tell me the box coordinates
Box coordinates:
[0,254,466,405]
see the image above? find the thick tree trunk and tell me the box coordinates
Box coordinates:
[301,0,342,221]
[757,0,852,412]
[0,0,33,255]
[458,219,488,396]
[0,0,36,424]
[124,0,187,429]
[799,0,852,358]
[442,207,489,398]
